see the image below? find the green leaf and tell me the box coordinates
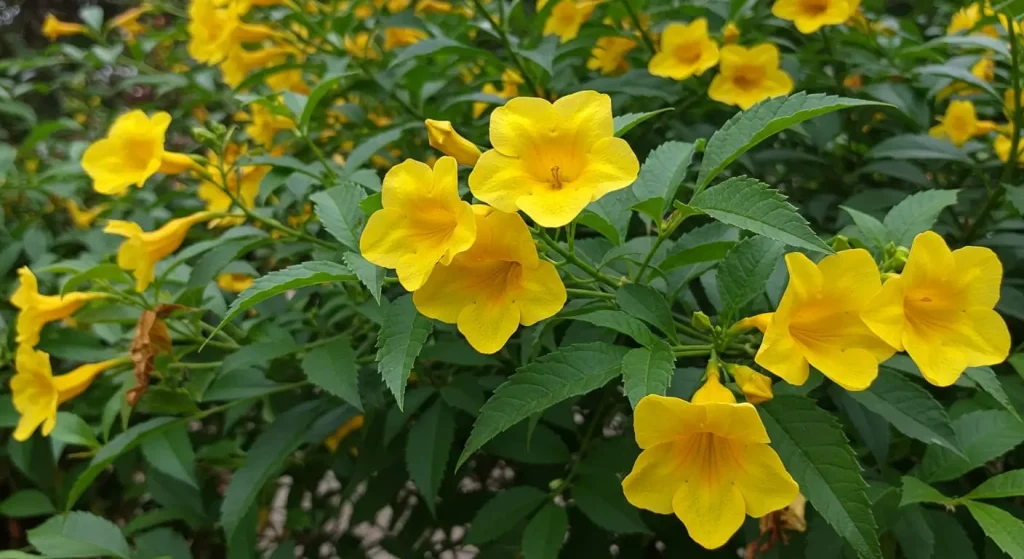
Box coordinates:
[377,294,433,410]
[405,400,455,515]
[849,373,961,454]
[613,108,674,137]
[573,473,649,533]
[964,367,1022,422]
[515,36,557,76]
[964,469,1024,501]
[78,5,104,29]
[457,343,629,469]
[0,490,55,518]
[893,504,934,559]
[220,400,327,543]
[209,261,355,339]
[568,309,657,348]
[299,73,350,132]
[899,477,953,506]
[867,134,972,163]
[615,284,677,342]
[465,487,548,545]
[716,236,783,321]
[882,190,959,246]
[842,206,889,250]
[917,410,1024,482]
[689,176,832,254]
[915,64,1000,100]
[621,340,675,408]
[487,422,570,464]
[27,511,131,559]
[343,252,384,304]
[1007,185,1024,216]
[389,37,496,69]
[133,528,194,559]
[310,183,366,251]
[222,340,300,372]
[521,504,568,559]
[50,412,101,449]
[631,141,696,218]
[760,396,881,559]
[140,424,198,490]
[964,501,1024,558]
[906,34,1010,57]
[302,338,363,411]
[695,92,883,192]
[0,100,37,128]
[61,263,131,296]
[343,124,417,172]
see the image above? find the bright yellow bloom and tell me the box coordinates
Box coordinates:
[722,22,740,43]
[360,157,476,291]
[198,145,269,227]
[243,102,296,147]
[929,100,997,147]
[424,119,481,166]
[587,36,637,75]
[187,0,277,64]
[219,46,293,88]
[41,14,88,41]
[416,0,453,14]
[11,267,106,348]
[66,200,109,229]
[217,273,255,292]
[543,0,599,42]
[10,346,127,441]
[82,111,197,196]
[947,3,999,37]
[468,90,640,227]
[648,19,720,81]
[472,69,524,118]
[110,3,151,41]
[771,0,850,34]
[413,207,566,354]
[344,32,381,59]
[266,67,309,95]
[709,44,794,110]
[755,250,896,391]
[384,27,428,50]
[105,212,216,292]
[325,414,364,452]
[728,364,773,404]
[622,390,798,550]
[994,132,1024,164]
[862,232,1010,387]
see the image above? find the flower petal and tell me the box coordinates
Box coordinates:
[489,96,558,157]
[732,442,800,517]
[457,299,520,354]
[755,324,810,386]
[515,260,566,326]
[862,275,908,351]
[575,137,641,200]
[468,150,548,214]
[621,441,685,514]
[951,246,1003,308]
[516,186,593,228]
[671,437,747,550]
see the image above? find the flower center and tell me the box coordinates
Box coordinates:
[733,65,766,90]
[800,0,830,15]
[550,166,563,189]
[673,42,703,65]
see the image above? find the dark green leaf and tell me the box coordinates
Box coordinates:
[613,108,674,137]
[311,183,366,251]
[343,252,384,304]
[303,337,363,410]
[377,294,433,410]
[567,309,657,348]
[716,236,783,321]
[615,284,677,341]
[867,134,971,163]
[917,410,1024,482]
[965,469,1024,501]
[0,490,55,518]
[621,340,675,408]
[849,373,961,454]
[405,399,455,515]
[299,73,351,132]
[27,511,131,559]
[899,477,953,506]
[842,206,889,250]
[573,473,649,533]
[882,190,959,246]
[964,367,1022,422]
[465,487,548,545]
[631,141,696,218]
[964,501,1024,558]
[521,504,568,559]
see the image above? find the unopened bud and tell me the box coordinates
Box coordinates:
[691,311,713,332]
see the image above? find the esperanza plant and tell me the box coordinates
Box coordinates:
[1,0,1023,557]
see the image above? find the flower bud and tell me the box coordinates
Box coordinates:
[722,22,740,44]
[728,364,773,404]
[425,119,482,166]
[693,361,736,404]
[691,311,713,332]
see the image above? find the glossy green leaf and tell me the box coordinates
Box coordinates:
[621,340,675,408]
[377,294,433,410]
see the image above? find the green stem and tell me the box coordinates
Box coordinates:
[633,232,668,283]
[536,229,620,289]
[1004,14,1022,185]
[566,287,615,300]
[619,0,656,54]
[470,0,543,97]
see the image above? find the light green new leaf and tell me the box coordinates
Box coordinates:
[964,501,1024,558]
[917,410,1024,482]
[760,396,881,559]
[964,469,1024,501]
[568,309,658,348]
[573,473,649,533]
[964,367,1022,422]
[465,486,548,545]
[405,399,455,516]
[689,177,832,254]
[716,235,783,322]
[0,490,55,518]
[621,340,675,408]
[522,504,568,559]
[302,338,363,411]
[615,284,678,342]
[631,141,696,218]
[457,343,629,469]
[849,373,961,454]
[695,92,883,191]
[899,477,952,506]
[842,206,889,250]
[882,190,959,246]
[311,184,366,251]
[27,512,131,559]
[613,108,673,137]
[377,295,433,410]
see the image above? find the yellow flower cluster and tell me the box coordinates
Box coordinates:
[361,90,640,352]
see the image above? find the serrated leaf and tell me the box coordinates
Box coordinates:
[377,294,433,410]
[849,373,961,454]
[964,367,1022,421]
[140,424,198,489]
[311,184,366,251]
[405,399,455,515]
[621,341,675,408]
[631,141,696,218]
[568,309,657,348]
[613,108,673,137]
[343,252,384,304]
[695,92,883,191]
[582,188,635,245]
[302,337,363,411]
[760,396,881,559]
[689,176,832,253]
[0,490,55,518]
[882,190,959,246]
[917,410,1024,482]
[522,504,568,559]
[465,486,548,545]
[573,473,649,533]
[716,236,783,322]
[899,477,952,506]
[457,343,629,469]
[615,284,677,342]
[27,511,131,559]
[842,206,889,250]
[867,134,972,163]
[964,469,1024,501]
[965,501,1024,558]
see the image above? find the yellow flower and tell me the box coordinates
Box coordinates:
[648,19,720,81]
[1004,89,1022,120]
[862,231,1010,387]
[994,132,1024,164]
[266,67,309,95]
[360,157,477,291]
[709,44,794,110]
[621,390,798,550]
[217,273,255,292]
[722,21,740,43]
[110,3,151,41]
[41,14,88,41]
[472,69,524,118]
[468,90,640,227]
[344,32,381,59]
[242,102,296,147]
[105,212,216,292]
[82,111,197,196]
[198,144,269,227]
[587,36,637,75]
[413,207,566,354]
[219,46,292,88]
[424,119,482,166]
[66,200,109,229]
[384,27,428,50]
[10,346,127,441]
[543,0,599,42]
[754,250,896,391]
[929,100,997,147]
[187,0,277,64]
[771,0,850,34]
[325,414,364,452]
[416,0,453,14]
[947,3,999,37]
[11,267,106,348]
[728,364,773,404]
